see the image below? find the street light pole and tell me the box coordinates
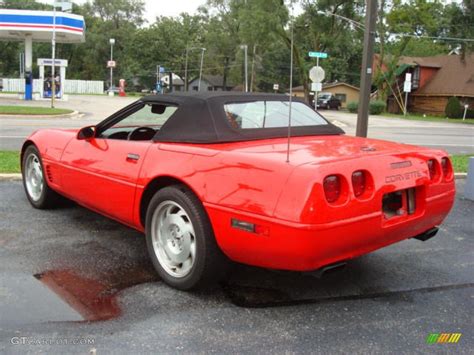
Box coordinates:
[109,38,115,93]
[184,47,189,91]
[51,3,57,108]
[198,47,206,91]
[240,44,248,92]
[356,0,377,138]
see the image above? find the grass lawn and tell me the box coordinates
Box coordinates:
[451,155,472,173]
[384,113,474,125]
[0,150,471,174]
[0,151,20,173]
[0,106,73,116]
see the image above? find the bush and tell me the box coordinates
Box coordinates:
[445,97,463,118]
[369,100,386,115]
[347,101,358,113]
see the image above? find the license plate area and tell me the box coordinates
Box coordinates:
[382,188,416,220]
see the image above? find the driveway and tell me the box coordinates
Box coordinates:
[0,180,472,353]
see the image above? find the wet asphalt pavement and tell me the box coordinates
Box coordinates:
[0,180,473,354]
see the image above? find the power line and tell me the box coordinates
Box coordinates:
[390,33,474,42]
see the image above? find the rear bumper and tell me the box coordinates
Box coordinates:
[205,189,455,271]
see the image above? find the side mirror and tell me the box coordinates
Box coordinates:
[77,126,96,140]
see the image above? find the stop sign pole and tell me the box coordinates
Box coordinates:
[308,51,327,110]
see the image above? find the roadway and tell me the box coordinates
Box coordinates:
[324,110,474,155]
[0,94,473,155]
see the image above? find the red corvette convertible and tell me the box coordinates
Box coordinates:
[21,93,455,290]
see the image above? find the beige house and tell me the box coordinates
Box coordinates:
[289,82,360,108]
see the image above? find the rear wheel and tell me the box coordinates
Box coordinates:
[22,145,61,209]
[145,185,227,290]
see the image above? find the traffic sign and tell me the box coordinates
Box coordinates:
[107,60,116,68]
[403,81,412,93]
[273,83,279,91]
[309,66,325,83]
[309,51,328,59]
[159,66,165,73]
[311,82,322,92]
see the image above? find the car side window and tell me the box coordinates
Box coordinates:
[99,103,178,140]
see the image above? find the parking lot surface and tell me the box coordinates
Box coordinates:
[0,180,472,353]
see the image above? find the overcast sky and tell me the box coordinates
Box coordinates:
[41,0,304,24]
[41,0,460,24]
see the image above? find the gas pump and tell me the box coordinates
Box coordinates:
[38,58,67,99]
[24,71,33,100]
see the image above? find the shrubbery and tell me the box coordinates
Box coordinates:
[369,100,386,115]
[346,100,386,115]
[445,97,463,118]
[347,101,358,113]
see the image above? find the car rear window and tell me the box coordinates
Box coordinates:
[224,101,328,129]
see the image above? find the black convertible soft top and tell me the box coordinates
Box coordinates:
[140,92,344,143]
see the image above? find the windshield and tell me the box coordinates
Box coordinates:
[318,93,331,100]
[224,101,328,129]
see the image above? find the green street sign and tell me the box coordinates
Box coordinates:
[308,51,328,59]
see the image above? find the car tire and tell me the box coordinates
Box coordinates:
[145,185,228,290]
[22,145,61,209]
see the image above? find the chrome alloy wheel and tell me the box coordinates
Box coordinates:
[24,153,44,202]
[151,200,196,278]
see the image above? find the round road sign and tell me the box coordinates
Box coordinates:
[309,66,325,83]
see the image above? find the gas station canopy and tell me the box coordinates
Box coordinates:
[0,9,85,43]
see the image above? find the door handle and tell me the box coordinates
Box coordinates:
[126,153,140,161]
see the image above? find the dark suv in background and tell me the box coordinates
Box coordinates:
[316,93,341,110]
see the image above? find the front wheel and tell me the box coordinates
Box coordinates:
[145,185,227,290]
[22,145,61,209]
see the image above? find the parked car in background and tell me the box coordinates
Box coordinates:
[316,93,341,110]
[0,78,3,91]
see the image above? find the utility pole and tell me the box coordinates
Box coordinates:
[356,0,377,137]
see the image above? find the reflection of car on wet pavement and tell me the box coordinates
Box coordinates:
[20,92,455,291]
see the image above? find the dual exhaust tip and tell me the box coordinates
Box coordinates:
[307,227,439,278]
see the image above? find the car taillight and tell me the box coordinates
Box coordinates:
[441,157,452,179]
[352,171,366,197]
[427,159,436,180]
[324,175,341,203]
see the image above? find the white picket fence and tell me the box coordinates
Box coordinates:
[1,78,104,95]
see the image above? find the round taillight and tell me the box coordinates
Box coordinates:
[323,175,341,203]
[441,157,452,179]
[427,159,437,180]
[352,170,366,197]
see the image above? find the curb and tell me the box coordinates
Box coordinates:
[0,172,469,181]
[0,110,79,119]
[0,173,21,180]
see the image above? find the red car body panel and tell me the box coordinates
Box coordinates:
[23,128,455,271]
